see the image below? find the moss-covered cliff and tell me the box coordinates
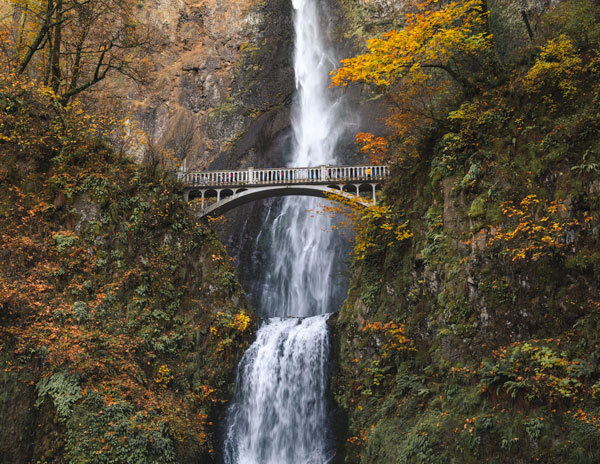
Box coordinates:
[0,76,255,463]
[331,1,600,463]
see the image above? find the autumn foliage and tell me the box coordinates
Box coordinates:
[486,195,591,262]
[0,74,253,461]
[330,0,492,90]
[361,320,415,357]
[331,0,493,160]
[323,191,413,260]
[0,0,153,103]
[355,132,389,165]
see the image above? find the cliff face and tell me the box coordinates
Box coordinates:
[328,1,600,463]
[92,0,398,173]
[89,0,295,171]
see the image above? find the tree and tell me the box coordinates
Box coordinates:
[331,0,492,91]
[331,0,494,161]
[1,0,153,103]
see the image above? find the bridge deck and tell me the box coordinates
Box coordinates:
[179,164,388,189]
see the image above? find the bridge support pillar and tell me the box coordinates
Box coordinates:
[355,184,360,196]
[201,190,205,210]
[371,184,377,203]
[183,189,190,203]
[216,189,221,202]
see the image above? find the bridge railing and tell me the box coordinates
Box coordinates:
[179,165,389,187]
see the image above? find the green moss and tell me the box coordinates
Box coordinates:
[468,196,487,219]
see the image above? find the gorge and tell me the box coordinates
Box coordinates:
[1,0,600,463]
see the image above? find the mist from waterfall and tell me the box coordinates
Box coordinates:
[223,0,345,462]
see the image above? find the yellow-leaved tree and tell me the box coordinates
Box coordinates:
[331,0,494,161]
[323,192,413,261]
[0,0,153,103]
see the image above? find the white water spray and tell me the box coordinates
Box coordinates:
[223,1,345,462]
[223,316,332,464]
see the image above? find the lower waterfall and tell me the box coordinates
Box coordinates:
[223,316,333,464]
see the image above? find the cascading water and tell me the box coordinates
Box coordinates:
[223,0,346,462]
[223,316,332,464]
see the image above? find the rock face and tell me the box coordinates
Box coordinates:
[92,0,295,170]
[92,0,399,173]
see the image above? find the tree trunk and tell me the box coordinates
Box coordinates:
[50,0,62,93]
[17,0,53,74]
[521,10,534,40]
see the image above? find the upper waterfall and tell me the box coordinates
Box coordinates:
[252,0,348,318]
[291,0,341,168]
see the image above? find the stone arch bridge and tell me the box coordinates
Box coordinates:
[180,165,389,218]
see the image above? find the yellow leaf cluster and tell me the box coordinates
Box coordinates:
[523,34,584,100]
[486,195,585,262]
[323,192,413,260]
[330,0,492,89]
[362,320,416,357]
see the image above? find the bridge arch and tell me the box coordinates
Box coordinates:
[186,184,379,218]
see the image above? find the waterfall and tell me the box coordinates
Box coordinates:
[255,0,346,319]
[223,316,332,464]
[223,0,345,462]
